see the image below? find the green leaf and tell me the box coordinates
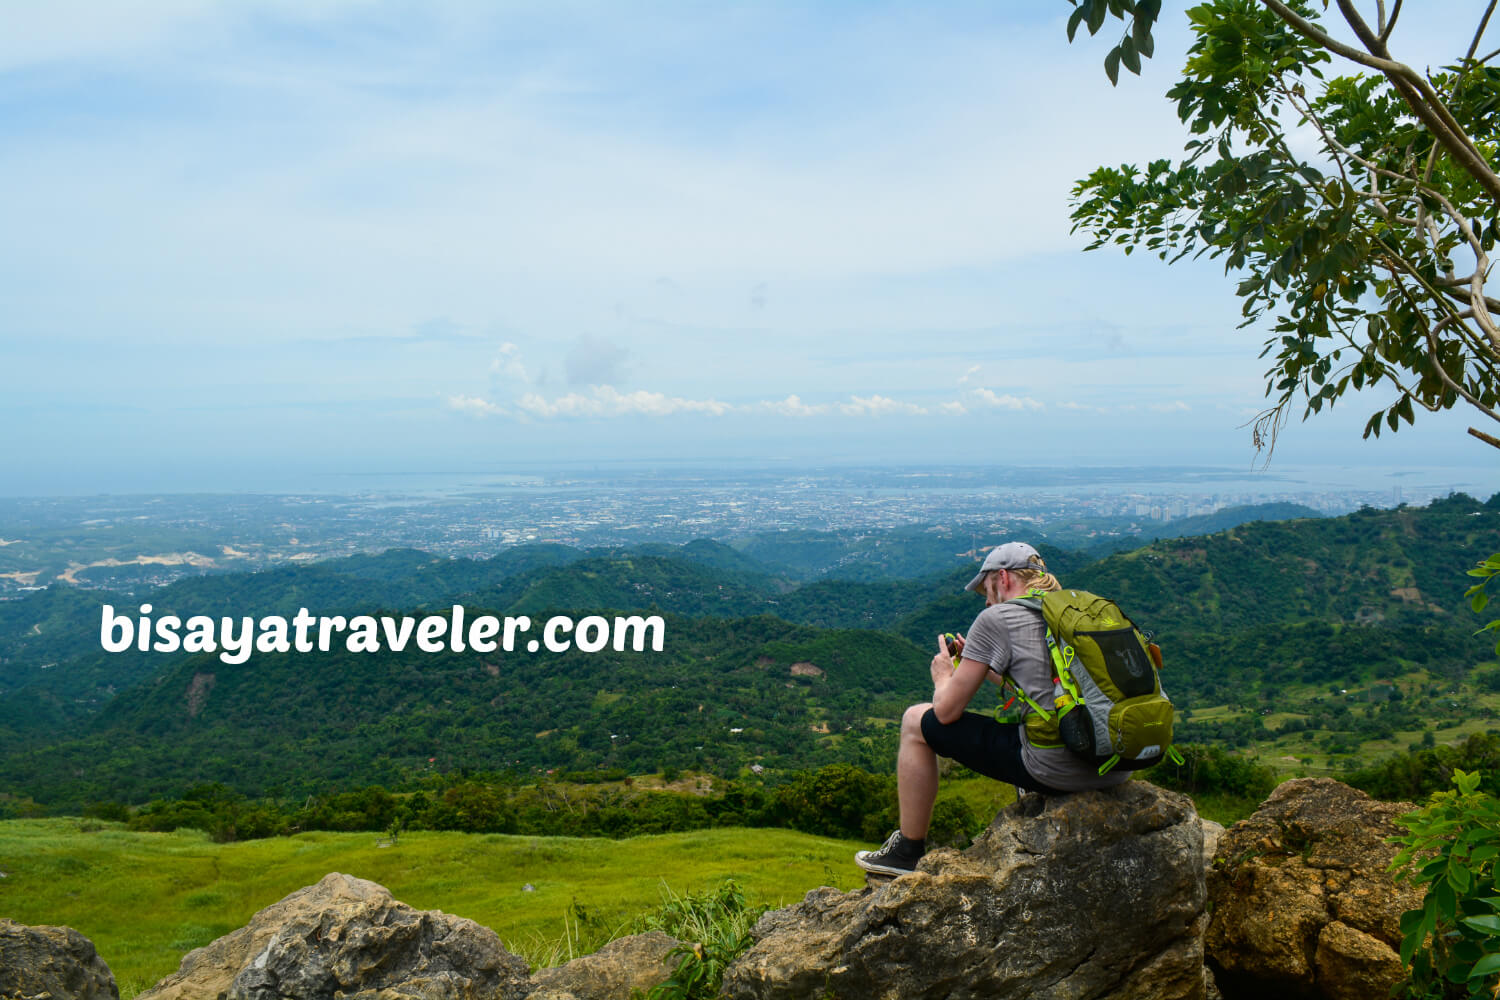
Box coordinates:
[1106,47,1122,85]
[1068,5,1088,42]
[1087,0,1108,34]
[1471,953,1500,979]
[1463,915,1500,934]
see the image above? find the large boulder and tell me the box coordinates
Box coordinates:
[722,780,1209,1000]
[527,931,680,999]
[138,872,532,1000]
[0,919,119,1000]
[1206,778,1421,1000]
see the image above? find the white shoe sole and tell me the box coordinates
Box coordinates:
[854,851,916,877]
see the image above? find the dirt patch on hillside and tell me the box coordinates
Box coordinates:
[186,672,216,718]
[57,551,217,583]
[790,662,823,677]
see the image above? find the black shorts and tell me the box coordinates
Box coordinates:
[920,709,1062,795]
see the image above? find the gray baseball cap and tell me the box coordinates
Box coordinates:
[964,541,1043,593]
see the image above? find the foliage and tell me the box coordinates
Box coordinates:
[106,764,995,851]
[1147,743,1276,800]
[1390,770,1500,998]
[1066,3,1500,737]
[768,764,897,843]
[1466,552,1500,655]
[1068,0,1500,456]
[1347,733,1500,802]
[639,879,767,1000]
[1065,0,1163,87]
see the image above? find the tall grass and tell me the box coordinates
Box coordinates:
[638,879,767,1000]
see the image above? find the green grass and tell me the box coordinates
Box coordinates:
[940,773,1017,819]
[0,820,866,997]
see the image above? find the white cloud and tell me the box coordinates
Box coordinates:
[1150,401,1191,413]
[516,385,733,419]
[840,395,929,417]
[760,394,830,417]
[969,388,1045,411]
[447,394,509,417]
[957,364,980,386]
[453,389,977,420]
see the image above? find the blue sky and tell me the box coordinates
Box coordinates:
[2,1,1494,494]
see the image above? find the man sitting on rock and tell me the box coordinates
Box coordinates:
[855,541,1128,877]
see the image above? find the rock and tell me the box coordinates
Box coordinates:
[722,780,1207,1000]
[138,872,532,1000]
[1200,818,1224,870]
[528,932,680,999]
[1206,778,1421,1000]
[0,919,119,1000]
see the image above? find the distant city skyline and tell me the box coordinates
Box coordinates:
[2,2,1494,494]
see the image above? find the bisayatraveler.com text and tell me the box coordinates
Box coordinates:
[100,604,665,664]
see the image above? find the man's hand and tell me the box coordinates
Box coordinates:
[929,633,964,686]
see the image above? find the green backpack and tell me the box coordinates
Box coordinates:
[1010,589,1181,775]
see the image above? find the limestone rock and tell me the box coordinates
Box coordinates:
[0,919,119,1000]
[138,872,532,1000]
[1206,778,1420,1000]
[722,780,1207,1000]
[1200,818,1224,870]
[527,932,679,999]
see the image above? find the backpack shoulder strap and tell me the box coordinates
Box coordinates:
[1006,587,1048,613]
[993,590,1053,721]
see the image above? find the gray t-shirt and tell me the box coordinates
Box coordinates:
[964,600,1129,791]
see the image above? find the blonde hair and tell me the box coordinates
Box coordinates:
[1011,555,1062,593]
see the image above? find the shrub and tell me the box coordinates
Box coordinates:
[1390,770,1500,998]
[1147,744,1275,802]
[638,879,766,1000]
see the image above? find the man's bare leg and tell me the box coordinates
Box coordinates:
[898,702,939,841]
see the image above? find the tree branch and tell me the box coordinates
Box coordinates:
[1426,315,1500,424]
[1260,0,1500,203]
[1378,0,1403,44]
[1333,0,1500,200]
[1464,1,1499,74]
[1469,426,1500,449]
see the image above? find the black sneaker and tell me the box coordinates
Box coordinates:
[855,830,924,876]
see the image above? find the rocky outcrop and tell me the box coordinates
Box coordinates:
[0,919,119,1000]
[527,932,680,999]
[137,872,532,1000]
[722,780,1209,1000]
[1206,778,1420,1000]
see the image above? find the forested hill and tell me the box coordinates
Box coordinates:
[897,494,1496,645]
[0,494,1495,808]
[0,615,931,807]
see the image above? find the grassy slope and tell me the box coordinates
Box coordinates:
[0,820,872,997]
